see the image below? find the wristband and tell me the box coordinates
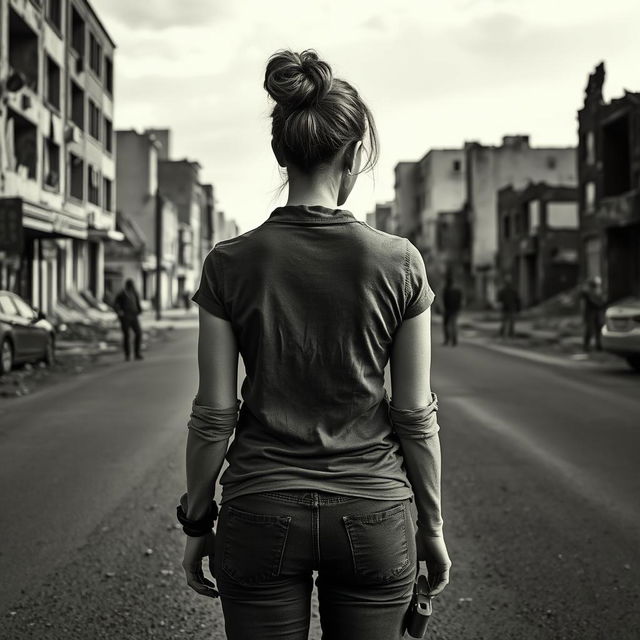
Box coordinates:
[176,493,218,537]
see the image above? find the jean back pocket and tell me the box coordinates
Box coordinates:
[342,501,410,584]
[221,505,291,585]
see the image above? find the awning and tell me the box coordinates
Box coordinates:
[88,227,125,242]
[0,197,89,244]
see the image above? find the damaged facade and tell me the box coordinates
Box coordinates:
[497,183,579,307]
[578,62,640,302]
[0,0,119,314]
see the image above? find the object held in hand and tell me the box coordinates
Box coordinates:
[406,574,433,638]
[176,492,218,537]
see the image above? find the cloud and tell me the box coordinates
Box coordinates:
[94,0,230,31]
[90,0,640,233]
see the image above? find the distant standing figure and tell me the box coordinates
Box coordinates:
[183,289,191,310]
[442,275,463,346]
[497,276,521,338]
[581,276,606,351]
[114,278,144,361]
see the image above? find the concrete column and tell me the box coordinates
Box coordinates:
[95,241,104,300]
[31,239,40,309]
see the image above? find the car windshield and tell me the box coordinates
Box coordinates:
[0,294,18,316]
[11,296,36,320]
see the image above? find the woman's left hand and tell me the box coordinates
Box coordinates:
[181,532,218,598]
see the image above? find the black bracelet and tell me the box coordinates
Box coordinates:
[176,494,219,537]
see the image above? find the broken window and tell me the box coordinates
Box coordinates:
[8,109,37,180]
[88,99,101,141]
[69,153,84,200]
[43,137,60,190]
[585,181,596,214]
[503,214,511,240]
[586,131,595,165]
[103,177,113,211]
[88,165,100,205]
[104,116,113,153]
[547,203,578,228]
[70,81,84,129]
[71,5,85,56]
[89,31,102,77]
[46,0,62,32]
[602,115,631,197]
[105,56,113,95]
[528,200,540,233]
[8,7,39,91]
[46,56,61,110]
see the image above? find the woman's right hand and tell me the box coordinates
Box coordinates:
[416,531,452,597]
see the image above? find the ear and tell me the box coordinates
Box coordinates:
[271,138,287,168]
[345,140,364,174]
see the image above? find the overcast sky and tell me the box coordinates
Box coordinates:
[92,0,640,235]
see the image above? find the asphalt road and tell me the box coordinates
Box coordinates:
[0,327,638,639]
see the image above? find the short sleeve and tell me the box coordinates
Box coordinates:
[191,248,230,320]
[403,239,435,319]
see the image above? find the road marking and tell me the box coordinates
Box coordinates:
[468,339,611,369]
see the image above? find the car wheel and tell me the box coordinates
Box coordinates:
[625,356,640,373]
[43,335,55,367]
[1,339,14,375]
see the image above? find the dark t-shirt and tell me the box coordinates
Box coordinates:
[443,286,462,314]
[114,289,142,318]
[191,204,435,503]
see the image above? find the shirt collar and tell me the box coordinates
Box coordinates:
[265,204,358,225]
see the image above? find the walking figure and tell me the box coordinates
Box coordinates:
[442,274,463,346]
[497,276,521,338]
[113,278,144,361]
[178,49,451,639]
[581,276,606,352]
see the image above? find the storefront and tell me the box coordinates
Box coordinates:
[0,197,87,313]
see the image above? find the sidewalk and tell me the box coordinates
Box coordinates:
[0,307,198,399]
[140,305,199,330]
[455,310,621,367]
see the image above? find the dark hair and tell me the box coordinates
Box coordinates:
[125,278,135,290]
[264,49,379,174]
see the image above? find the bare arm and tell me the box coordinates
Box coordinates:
[185,306,239,520]
[389,307,442,534]
[390,307,451,595]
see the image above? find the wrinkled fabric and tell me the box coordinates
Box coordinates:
[191,204,436,504]
[388,393,439,440]
[188,398,242,442]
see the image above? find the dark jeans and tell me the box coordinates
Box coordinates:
[443,311,459,346]
[213,490,417,640]
[499,311,516,338]
[119,315,142,358]
[583,313,603,351]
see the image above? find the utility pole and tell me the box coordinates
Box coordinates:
[155,188,163,321]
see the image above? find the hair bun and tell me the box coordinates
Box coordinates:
[264,49,333,110]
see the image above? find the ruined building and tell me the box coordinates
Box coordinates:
[577,62,640,302]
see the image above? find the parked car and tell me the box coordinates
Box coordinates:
[602,297,640,372]
[64,289,118,327]
[0,291,56,375]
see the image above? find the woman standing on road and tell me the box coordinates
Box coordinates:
[178,49,451,639]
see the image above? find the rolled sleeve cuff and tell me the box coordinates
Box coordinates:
[388,392,439,439]
[187,398,241,442]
